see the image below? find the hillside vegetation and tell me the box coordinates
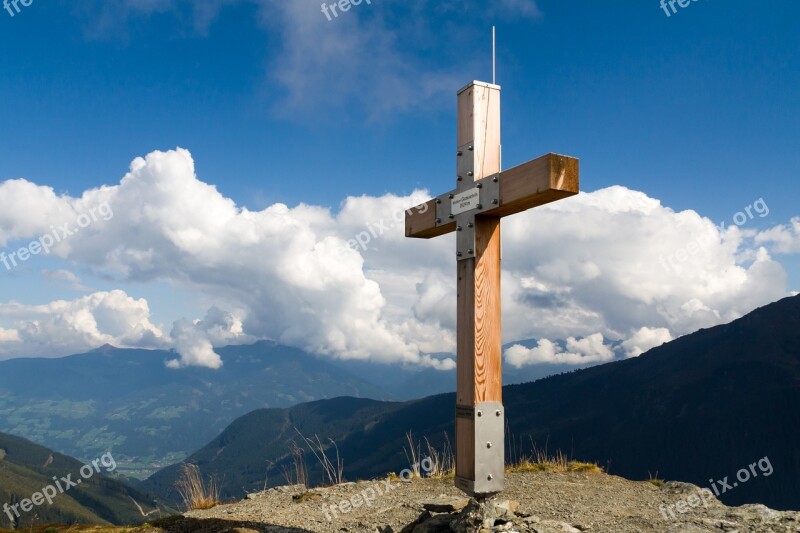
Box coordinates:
[0,432,168,530]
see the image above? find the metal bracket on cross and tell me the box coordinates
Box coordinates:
[434,142,502,260]
[455,402,505,494]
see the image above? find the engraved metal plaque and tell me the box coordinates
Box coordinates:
[451,188,480,215]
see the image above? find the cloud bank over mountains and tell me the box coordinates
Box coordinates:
[0,148,795,368]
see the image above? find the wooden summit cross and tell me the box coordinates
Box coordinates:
[405,81,580,497]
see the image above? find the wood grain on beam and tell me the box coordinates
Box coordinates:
[405,153,579,239]
[404,199,453,239]
[473,217,502,404]
[458,82,501,179]
[455,82,502,485]
[488,153,579,218]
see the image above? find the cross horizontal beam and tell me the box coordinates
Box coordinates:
[405,153,579,239]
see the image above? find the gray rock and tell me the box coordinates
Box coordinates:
[538,521,580,533]
[422,497,471,514]
[268,483,307,494]
[450,498,522,532]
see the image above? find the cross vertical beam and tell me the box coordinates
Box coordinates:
[405,78,580,499]
[454,81,504,496]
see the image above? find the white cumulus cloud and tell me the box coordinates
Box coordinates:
[0,290,166,359]
[621,327,674,358]
[0,149,447,368]
[0,148,797,370]
[0,327,20,343]
[755,217,800,254]
[166,307,255,369]
[505,333,614,368]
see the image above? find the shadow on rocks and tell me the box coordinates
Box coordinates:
[144,516,316,533]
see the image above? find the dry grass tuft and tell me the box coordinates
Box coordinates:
[403,431,456,480]
[282,441,308,488]
[506,448,602,474]
[292,491,322,503]
[293,429,344,486]
[174,464,220,511]
[422,434,456,479]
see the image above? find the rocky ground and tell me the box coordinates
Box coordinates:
[179,471,800,532]
[5,471,800,532]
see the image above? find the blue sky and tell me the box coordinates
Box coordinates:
[0,0,798,366]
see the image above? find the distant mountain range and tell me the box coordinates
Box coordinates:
[0,335,605,480]
[0,342,392,478]
[0,431,165,529]
[142,295,800,511]
[334,341,608,399]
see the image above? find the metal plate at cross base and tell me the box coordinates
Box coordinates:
[454,402,505,495]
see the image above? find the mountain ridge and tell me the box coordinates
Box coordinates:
[142,295,800,510]
[0,430,166,529]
